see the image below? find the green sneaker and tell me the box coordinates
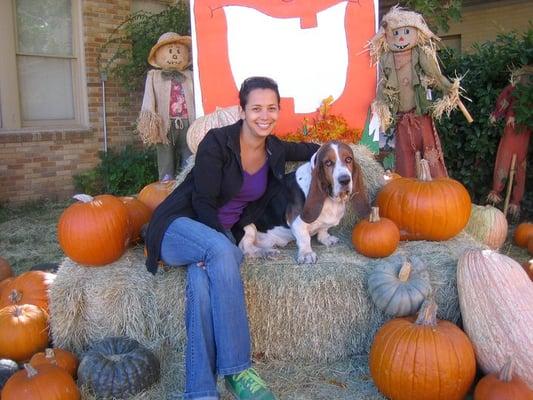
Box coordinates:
[224,368,276,400]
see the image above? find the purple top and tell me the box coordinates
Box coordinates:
[218,161,269,229]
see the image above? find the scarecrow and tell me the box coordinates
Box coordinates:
[487,65,532,217]
[369,6,472,178]
[138,32,196,181]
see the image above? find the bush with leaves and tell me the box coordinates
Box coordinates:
[73,145,158,196]
[99,4,191,92]
[436,29,532,219]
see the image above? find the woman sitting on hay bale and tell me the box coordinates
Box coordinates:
[144,76,319,400]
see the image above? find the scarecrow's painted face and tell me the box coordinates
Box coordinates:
[154,43,190,71]
[386,26,419,52]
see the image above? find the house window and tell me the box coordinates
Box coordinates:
[0,0,86,129]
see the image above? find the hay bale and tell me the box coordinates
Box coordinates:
[50,233,483,363]
[49,250,160,354]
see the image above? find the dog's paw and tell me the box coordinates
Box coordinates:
[297,251,317,264]
[243,246,280,260]
[319,234,339,246]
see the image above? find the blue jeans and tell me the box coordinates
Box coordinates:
[160,217,252,399]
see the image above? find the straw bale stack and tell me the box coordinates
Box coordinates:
[50,232,483,363]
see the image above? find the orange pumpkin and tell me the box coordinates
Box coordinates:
[1,364,80,400]
[57,194,130,266]
[352,206,400,258]
[377,159,471,241]
[369,299,476,400]
[0,305,49,362]
[137,180,176,212]
[119,196,151,243]
[474,358,533,400]
[514,222,533,248]
[0,271,55,313]
[30,348,79,378]
[0,257,13,282]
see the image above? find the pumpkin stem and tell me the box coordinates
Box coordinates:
[13,305,23,317]
[45,348,58,364]
[398,262,412,282]
[369,207,381,223]
[417,159,433,182]
[415,298,438,326]
[24,363,38,378]
[73,194,94,203]
[8,289,22,303]
[498,357,515,382]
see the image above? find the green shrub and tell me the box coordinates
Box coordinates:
[73,145,158,196]
[436,29,532,219]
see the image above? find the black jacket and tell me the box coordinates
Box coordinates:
[145,120,320,274]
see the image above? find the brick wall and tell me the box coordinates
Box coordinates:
[443,0,532,52]
[0,0,147,204]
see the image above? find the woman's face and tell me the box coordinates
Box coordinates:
[240,88,280,139]
[386,26,419,52]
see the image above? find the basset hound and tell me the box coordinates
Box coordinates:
[239,141,371,264]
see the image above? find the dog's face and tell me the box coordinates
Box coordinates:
[312,142,355,200]
[303,141,370,223]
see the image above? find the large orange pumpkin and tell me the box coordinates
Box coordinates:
[376,159,471,241]
[1,364,80,400]
[474,358,533,400]
[0,305,49,362]
[119,196,152,243]
[0,271,55,313]
[57,194,130,266]
[369,299,476,400]
[30,348,79,378]
[0,257,13,282]
[137,180,176,212]
[351,206,400,258]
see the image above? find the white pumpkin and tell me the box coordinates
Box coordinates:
[186,105,240,154]
[457,249,533,389]
[464,204,508,250]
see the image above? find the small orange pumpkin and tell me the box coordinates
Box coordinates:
[0,271,55,313]
[377,159,471,241]
[0,305,49,362]
[30,348,79,378]
[474,358,533,400]
[0,257,13,282]
[369,299,476,400]
[514,222,533,248]
[119,196,151,243]
[57,194,130,266]
[352,207,400,258]
[1,364,80,400]
[137,180,176,212]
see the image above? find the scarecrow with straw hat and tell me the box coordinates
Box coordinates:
[138,32,196,181]
[369,6,472,178]
[487,64,532,217]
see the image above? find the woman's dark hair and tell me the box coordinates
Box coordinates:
[239,76,281,109]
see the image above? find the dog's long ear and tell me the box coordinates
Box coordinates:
[350,160,371,219]
[302,154,327,223]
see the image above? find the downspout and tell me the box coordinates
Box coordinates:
[100,71,108,153]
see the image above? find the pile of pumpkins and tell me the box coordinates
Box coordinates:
[0,257,161,399]
[349,160,533,399]
[57,180,176,266]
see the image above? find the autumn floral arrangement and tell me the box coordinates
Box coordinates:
[284,96,362,143]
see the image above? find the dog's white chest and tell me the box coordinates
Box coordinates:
[308,198,346,234]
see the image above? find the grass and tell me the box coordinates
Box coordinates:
[0,200,69,275]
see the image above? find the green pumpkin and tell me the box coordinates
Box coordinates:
[78,336,160,399]
[367,255,431,317]
[0,358,19,389]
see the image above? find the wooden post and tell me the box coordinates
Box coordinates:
[458,100,474,124]
[503,154,517,216]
